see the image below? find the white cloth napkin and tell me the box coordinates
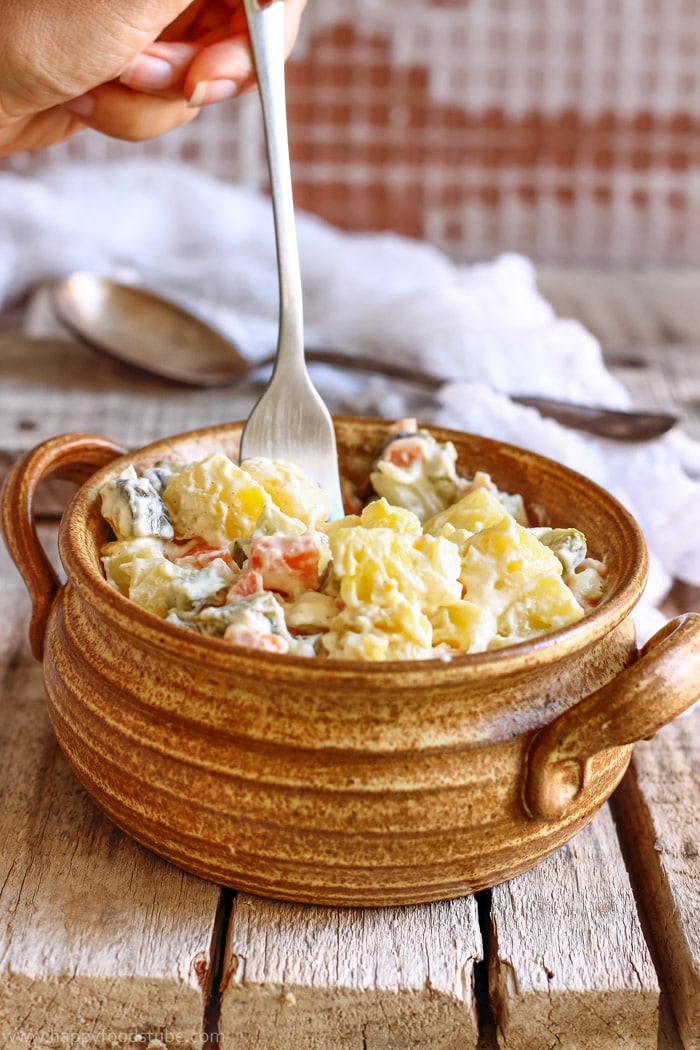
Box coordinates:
[1,158,699,647]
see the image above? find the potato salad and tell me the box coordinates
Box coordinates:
[98,420,607,661]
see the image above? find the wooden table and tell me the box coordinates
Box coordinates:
[0,270,698,1049]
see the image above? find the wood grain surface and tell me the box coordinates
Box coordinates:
[220,894,482,1049]
[0,532,222,1049]
[489,803,659,1050]
[538,268,700,443]
[0,269,698,1048]
[613,712,700,1050]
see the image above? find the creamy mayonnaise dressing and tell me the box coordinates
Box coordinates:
[98,421,607,660]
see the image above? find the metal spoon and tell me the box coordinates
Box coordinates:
[238,0,344,518]
[50,272,677,443]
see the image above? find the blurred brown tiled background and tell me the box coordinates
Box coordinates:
[4,0,700,264]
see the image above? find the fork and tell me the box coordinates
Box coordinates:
[239,0,345,520]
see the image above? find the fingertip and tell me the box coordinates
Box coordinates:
[283,0,308,57]
[185,38,254,94]
[187,80,240,109]
[61,92,96,120]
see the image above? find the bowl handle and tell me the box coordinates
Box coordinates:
[523,613,700,822]
[1,433,127,661]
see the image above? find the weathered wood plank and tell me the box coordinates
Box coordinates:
[0,333,262,518]
[488,803,660,1050]
[537,268,700,441]
[612,711,700,1050]
[537,267,700,350]
[219,892,483,1049]
[0,531,223,1049]
[0,334,259,458]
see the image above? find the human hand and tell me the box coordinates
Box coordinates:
[0,0,306,156]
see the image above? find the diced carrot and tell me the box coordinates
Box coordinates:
[577,558,608,576]
[384,438,426,468]
[248,534,323,597]
[223,625,289,653]
[388,417,418,435]
[230,569,264,597]
[170,537,234,569]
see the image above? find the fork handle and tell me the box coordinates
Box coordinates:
[244,0,304,368]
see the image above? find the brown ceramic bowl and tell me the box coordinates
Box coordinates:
[3,418,699,906]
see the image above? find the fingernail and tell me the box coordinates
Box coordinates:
[120,55,178,91]
[187,80,239,108]
[61,93,95,119]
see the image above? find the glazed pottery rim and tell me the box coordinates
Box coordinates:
[57,416,649,677]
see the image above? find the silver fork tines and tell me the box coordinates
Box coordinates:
[239,0,344,520]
